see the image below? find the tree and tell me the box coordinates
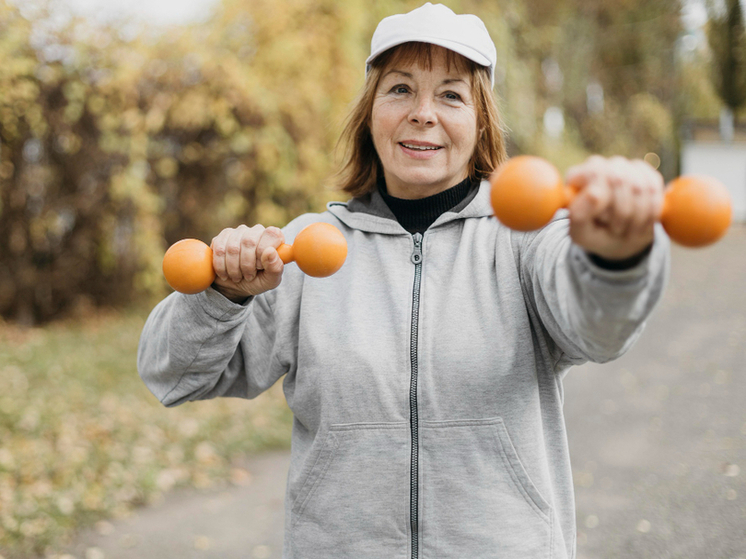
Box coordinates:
[706,0,746,122]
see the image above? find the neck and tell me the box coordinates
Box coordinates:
[378,176,474,234]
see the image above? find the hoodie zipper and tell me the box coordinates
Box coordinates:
[409,232,423,559]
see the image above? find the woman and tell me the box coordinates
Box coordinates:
[138,3,669,558]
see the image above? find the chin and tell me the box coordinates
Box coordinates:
[399,172,449,190]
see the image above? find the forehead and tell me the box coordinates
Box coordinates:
[374,42,476,80]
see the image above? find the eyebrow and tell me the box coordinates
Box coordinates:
[383,70,413,79]
[382,69,468,86]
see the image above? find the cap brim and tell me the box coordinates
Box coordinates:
[365,36,492,69]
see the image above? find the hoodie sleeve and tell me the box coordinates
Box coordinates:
[136,283,297,407]
[512,214,670,368]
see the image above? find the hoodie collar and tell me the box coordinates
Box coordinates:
[327,179,494,235]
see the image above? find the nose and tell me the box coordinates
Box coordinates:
[408,95,437,126]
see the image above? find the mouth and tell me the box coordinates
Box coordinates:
[398,141,443,152]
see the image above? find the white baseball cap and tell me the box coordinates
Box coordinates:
[366,3,497,86]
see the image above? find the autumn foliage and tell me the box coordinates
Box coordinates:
[0,0,710,324]
[0,0,369,324]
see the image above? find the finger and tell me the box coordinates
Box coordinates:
[224,226,251,283]
[576,175,613,226]
[258,246,284,290]
[595,156,630,228]
[235,224,263,282]
[626,181,653,238]
[608,174,635,237]
[569,189,606,251]
[641,161,666,220]
[255,226,285,268]
[566,154,606,190]
[627,162,658,236]
[568,176,611,255]
[211,229,233,282]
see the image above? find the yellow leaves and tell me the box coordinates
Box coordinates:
[0,308,282,557]
[180,142,204,163]
[253,200,290,228]
[10,78,39,102]
[122,108,143,132]
[98,111,120,133]
[62,101,84,124]
[2,57,36,79]
[229,132,253,154]
[109,163,162,215]
[154,157,178,179]
[169,90,211,130]
[86,94,106,115]
[216,115,239,137]
[62,80,86,103]
[98,132,124,154]
[0,448,14,469]
[0,0,383,323]
[145,107,166,133]
[24,105,46,137]
[215,190,248,226]
[54,132,81,155]
[0,310,290,553]
[194,442,219,466]
[627,93,674,151]
[0,78,42,137]
[155,467,188,492]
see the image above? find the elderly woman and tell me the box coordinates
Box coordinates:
[138,3,669,558]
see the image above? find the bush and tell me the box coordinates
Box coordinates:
[0,0,362,324]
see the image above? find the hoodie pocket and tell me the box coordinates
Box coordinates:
[289,422,409,559]
[420,417,553,559]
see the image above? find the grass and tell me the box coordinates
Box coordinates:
[0,307,293,558]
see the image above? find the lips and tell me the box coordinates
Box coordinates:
[398,141,443,155]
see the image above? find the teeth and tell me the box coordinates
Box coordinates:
[401,143,440,151]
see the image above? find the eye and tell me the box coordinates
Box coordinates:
[444,91,463,102]
[390,84,410,95]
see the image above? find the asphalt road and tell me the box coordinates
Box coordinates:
[62,225,745,559]
[567,224,746,559]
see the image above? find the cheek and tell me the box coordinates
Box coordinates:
[370,108,386,150]
[456,115,479,153]
[371,102,404,142]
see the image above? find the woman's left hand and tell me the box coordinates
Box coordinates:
[565,155,665,261]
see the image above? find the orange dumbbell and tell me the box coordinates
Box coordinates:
[162,222,348,294]
[490,155,733,247]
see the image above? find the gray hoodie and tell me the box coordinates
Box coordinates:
[138,180,669,559]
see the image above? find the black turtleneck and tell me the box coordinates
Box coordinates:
[378,177,473,235]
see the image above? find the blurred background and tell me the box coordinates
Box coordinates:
[0,0,744,558]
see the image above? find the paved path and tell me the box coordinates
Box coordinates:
[566,225,746,559]
[64,226,746,559]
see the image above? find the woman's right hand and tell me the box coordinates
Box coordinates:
[210,225,285,302]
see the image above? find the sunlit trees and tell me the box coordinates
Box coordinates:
[0,0,369,323]
[706,0,746,125]
[0,0,709,324]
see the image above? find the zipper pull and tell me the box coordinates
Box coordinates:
[411,233,423,265]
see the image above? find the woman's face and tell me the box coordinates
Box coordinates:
[370,47,478,199]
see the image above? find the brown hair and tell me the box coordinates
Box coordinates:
[335,42,508,197]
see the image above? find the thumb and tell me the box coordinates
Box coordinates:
[257,247,284,287]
